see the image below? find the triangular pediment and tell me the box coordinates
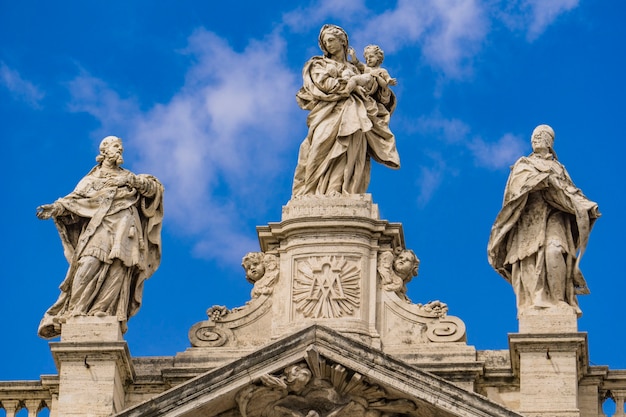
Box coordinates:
[114,326,522,417]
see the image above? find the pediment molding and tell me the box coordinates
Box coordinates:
[114,326,522,417]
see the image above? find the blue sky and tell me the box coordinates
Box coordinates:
[1,0,625,382]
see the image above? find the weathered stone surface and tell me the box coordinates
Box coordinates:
[518,304,578,333]
[509,333,588,417]
[282,193,380,220]
[190,194,466,358]
[488,124,600,321]
[113,326,525,417]
[37,136,164,339]
[291,24,399,196]
[60,316,124,342]
[50,319,135,417]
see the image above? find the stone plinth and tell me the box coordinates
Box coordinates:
[518,305,578,334]
[509,333,588,417]
[187,194,469,367]
[50,316,134,417]
[257,194,401,346]
[59,316,124,342]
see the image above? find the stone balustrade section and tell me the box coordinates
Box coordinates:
[599,370,626,416]
[0,380,53,416]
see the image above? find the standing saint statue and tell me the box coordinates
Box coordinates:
[487,125,600,317]
[291,24,400,196]
[36,136,164,338]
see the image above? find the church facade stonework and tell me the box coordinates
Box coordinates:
[1,193,623,417]
[1,24,624,417]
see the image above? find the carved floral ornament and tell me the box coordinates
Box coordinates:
[235,347,416,417]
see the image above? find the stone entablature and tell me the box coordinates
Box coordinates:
[3,349,625,416]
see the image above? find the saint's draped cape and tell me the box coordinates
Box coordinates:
[487,155,599,294]
[39,167,163,338]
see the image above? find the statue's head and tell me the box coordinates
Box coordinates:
[393,249,419,280]
[242,252,266,283]
[318,24,349,58]
[283,364,311,393]
[364,44,384,67]
[96,136,124,165]
[531,124,555,155]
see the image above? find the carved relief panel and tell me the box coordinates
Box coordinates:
[292,255,362,320]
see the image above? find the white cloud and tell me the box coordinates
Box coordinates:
[494,0,579,41]
[351,0,488,78]
[282,0,367,32]
[67,29,300,265]
[416,114,471,144]
[526,0,578,40]
[468,133,528,170]
[415,113,527,171]
[416,162,444,208]
[0,62,44,107]
[67,73,139,132]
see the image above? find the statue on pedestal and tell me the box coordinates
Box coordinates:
[292,24,400,196]
[36,136,164,338]
[488,125,600,317]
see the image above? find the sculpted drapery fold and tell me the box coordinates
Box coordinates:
[488,125,599,316]
[38,137,163,338]
[292,25,399,196]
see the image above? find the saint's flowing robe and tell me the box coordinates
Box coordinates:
[292,56,399,196]
[487,153,599,314]
[38,166,163,338]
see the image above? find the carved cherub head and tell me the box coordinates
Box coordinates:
[392,249,419,281]
[242,252,266,283]
[363,44,384,68]
[283,364,312,393]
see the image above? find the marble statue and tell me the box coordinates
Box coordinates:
[242,252,279,298]
[377,248,419,301]
[292,24,400,196]
[36,136,164,338]
[487,125,600,316]
[349,44,398,89]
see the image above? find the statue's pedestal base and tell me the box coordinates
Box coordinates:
[509,332,588,417]
[514,301,583,415]
[518,305,578,333]
[59,315,124,342]
[50,316,134,417]
[258,194,399,346]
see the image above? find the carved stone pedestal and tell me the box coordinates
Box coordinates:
[187,194,469,375]
[49,316,134,417]
[519,306,579,334]
[509,332,588,417]
[257,194,398,346]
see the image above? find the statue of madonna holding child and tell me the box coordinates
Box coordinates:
[292,24,400,196]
